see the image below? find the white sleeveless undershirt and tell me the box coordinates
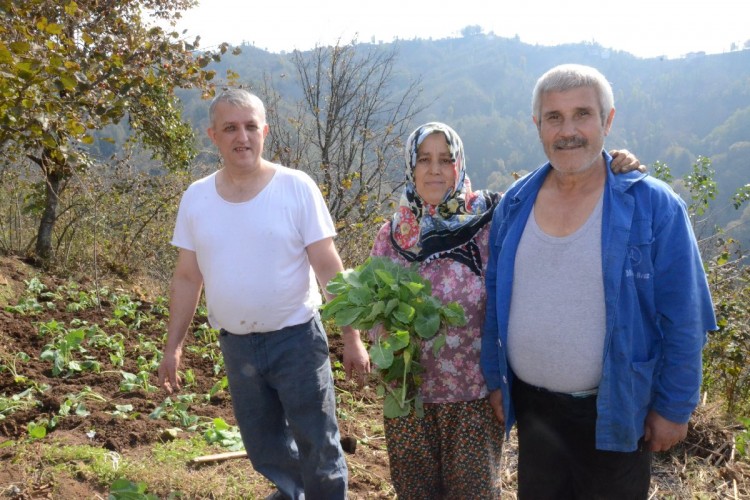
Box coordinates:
[507,195,605,393]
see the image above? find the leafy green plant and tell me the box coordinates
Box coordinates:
[735,417,750,459]
[108,478,158,500]
[206,375,228,401]
[119,371,158,393]
[37,319,67,337]
[0,351,31,385]
[59,386,107,418]
[40,329,102,377]
[149,396,202,430]
[322,256,466,418]
[655,158,750,415]
[27,420,48,440]
[0,387,41,420]
[4,278,58,315]
[88,329,126,367]
[202,417,244,450]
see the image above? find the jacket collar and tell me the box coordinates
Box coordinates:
[511,150,648,203]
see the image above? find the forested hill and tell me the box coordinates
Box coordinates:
[177,33,750,245]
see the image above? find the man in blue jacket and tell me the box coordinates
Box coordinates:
[481,64,717,499]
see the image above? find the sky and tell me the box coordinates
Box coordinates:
[170,0,749,59]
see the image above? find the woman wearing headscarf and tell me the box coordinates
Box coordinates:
[369,122,642,498]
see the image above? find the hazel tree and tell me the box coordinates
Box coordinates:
[0,0,232,262]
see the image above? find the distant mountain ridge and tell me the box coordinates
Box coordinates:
[181,34,750,246]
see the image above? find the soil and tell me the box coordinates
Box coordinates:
[0,255,748,498]
[0,256,393,499]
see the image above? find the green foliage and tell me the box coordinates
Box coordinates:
[0,0,228,261]
[0,387,40,421]
[4,277,58,315]
[736,417,750,459]
[202,417,244,451]
[0,351,30,385]
[109,479,158,500]
[322,256,466,418]
[683,156,718,217]
[119,370,158,393]
[40,328,102,377]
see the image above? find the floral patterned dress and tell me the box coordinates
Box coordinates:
[371,221,504,499]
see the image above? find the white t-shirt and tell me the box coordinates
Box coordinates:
[172,165,336,333]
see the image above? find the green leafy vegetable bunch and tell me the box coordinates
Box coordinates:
[322,256,466,418]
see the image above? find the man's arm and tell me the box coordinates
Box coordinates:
[307,237,371,383]
[157,249,204,394]
[645,194,715,451]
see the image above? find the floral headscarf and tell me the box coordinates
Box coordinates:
[389,122,500,275]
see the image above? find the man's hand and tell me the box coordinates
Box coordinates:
[610,149,647,173]
[488,389,505,426]
[643,410,688,452]
[157,347,183,394]
[342,328,371,386]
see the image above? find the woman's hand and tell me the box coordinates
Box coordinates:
[609,149,647,173]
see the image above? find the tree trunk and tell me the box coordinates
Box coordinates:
[35,168,62,264]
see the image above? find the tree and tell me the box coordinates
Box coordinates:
[261,40,427,262]
[0,0,230,263]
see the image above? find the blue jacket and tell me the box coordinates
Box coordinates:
[480,152,717,452]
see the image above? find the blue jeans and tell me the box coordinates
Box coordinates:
[219,317,347,500]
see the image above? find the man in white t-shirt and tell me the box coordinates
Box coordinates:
[157,89,370,500]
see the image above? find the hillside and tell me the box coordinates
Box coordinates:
[1,256,749,498]
[172,37,750,250]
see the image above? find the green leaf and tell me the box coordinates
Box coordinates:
[384,298,399,316]
[0,46,12,64]
[374,268,395,286]
[333,306,365,326]
[383,392,411,418]
[441,302,467,326]
[347,286,372,306]
[320,294,348,320]
[392,301,415,324]
[431,333,446,357]
[362,301,386,323]
[28,422,47,439]
[369,340,395,369]
[414,313,440,338]
[388,329,410,351]
[403,281,425,295]
[414,395,425,418]
[9,41,31,54]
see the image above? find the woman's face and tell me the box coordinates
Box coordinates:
[413,133,457,205]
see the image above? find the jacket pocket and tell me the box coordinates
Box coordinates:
[626,223,654,291]
[630,356,658,412]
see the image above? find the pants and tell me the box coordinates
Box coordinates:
[384,398,504,499]
[512,377,652,500]
[219,317,347,500]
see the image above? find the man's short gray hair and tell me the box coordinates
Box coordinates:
[208,88,266,126]
[531,64,614,127]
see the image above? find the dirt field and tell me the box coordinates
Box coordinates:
[0,255,748,498]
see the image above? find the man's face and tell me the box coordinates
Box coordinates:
[534,86,614,175]
[207,101,268,171]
